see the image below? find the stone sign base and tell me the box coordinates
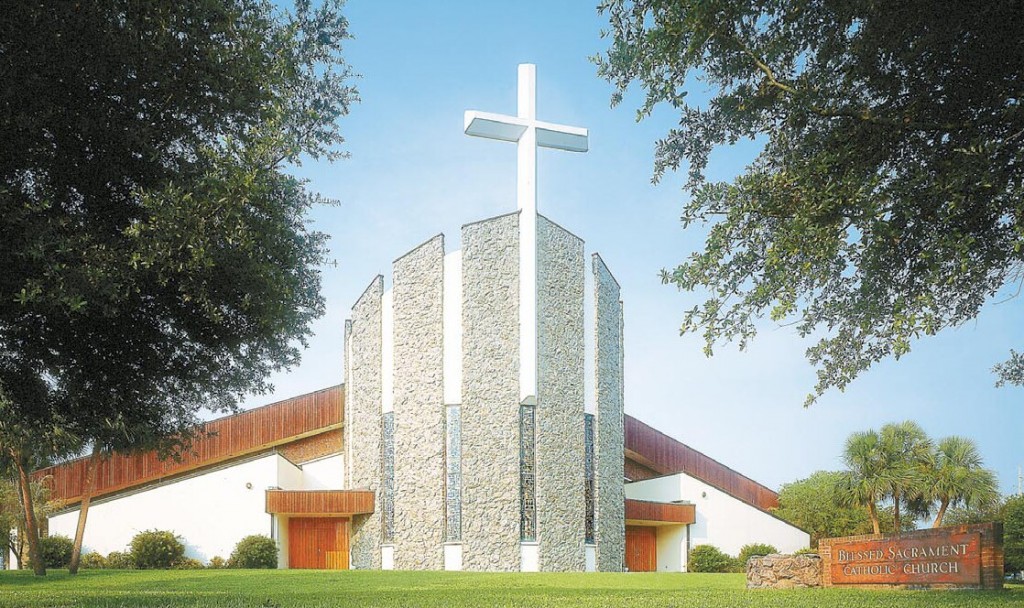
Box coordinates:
[746,554,823,589]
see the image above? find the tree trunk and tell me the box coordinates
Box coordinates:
[868,501,880,535]
[68,446,100,575]
[893,494,901,533]
[12,450,45,576]
[932,499,949,528]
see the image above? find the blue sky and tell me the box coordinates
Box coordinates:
[259,1,1024,498]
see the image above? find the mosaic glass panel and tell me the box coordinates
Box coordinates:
[445,405,462,542]
[584,413,596,544]
[519,404,537,541]
[382,411,395,543]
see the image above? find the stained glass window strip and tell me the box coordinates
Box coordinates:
[382,411,395,543]
[445,405,462,542]
[584,413,596,544]
[519,404,537,541]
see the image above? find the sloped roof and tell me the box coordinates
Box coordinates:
[37,385,343,505]
[624,414,780,511]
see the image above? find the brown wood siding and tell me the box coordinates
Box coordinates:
[288,517,349,569]
[624,458,659,482]
[624,415,779,511]
[266,490,374,515]
[624,499,695,524]
[37,386,344,504]
[625,526,657,572]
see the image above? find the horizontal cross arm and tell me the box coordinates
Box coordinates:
[537,124,588,153]
[464,110,589,152]
[464,111,527,143]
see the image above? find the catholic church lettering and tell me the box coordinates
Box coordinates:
[32,65,809,572]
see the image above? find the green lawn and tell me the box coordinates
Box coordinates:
[0,570,1020,608]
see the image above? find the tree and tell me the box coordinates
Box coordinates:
[0,470,60,570]
[774,471,886,544]
[838,430,888,534]
[927,436,999,528]
[942,497,1005,527]
[878,421,932,532]
[1,0,356,575]
[596,0,1024,404]
[1005,495,1024,574]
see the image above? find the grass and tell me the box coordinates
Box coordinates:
[0,570,1021,608]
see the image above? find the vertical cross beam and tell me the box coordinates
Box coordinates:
[463,64,589,404]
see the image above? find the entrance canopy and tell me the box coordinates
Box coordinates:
[624,499,695,526]
[265,490,374,516]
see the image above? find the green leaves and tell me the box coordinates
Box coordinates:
[0,0,354,481]
[598,0,1024,403]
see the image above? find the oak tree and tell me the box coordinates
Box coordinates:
[597,0,1024,404]
[0,0,355,574]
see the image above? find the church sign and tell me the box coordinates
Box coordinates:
[819,523,1003,589]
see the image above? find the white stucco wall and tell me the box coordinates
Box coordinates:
[301,454,344,490]
[625,473,809,559]
[48,454,301,563]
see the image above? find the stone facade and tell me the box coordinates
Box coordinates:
[536,215,586,571]
[460,212,522,571]
[345,276,384,569]
[747,554,823,589]
[593,253,625,572]
[392,235,446,570]
[278,429,343,465]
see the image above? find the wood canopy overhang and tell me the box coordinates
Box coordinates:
[265,489,375,517]
[624,498,696,527]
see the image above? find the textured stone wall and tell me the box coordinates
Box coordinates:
[392,235,446,570]
[278,430,343,465]
[593,253,625,572]
[460,212,521,571]
[747,554,823,589]
[346,276,384,569]
[535,215,586,572]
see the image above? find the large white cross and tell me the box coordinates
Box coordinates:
[464,64,589,217]
[464,64,589,404]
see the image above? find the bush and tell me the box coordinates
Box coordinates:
[129,530,185,570]
[37,535,74,569]
[229,535,278,569]
[737,543,779,567]
[172,557,204,570]
[105,551,135,569]
[208,555,228,569]
[688,544,737,573]
[80,552,108,569]
[793,547,818,556]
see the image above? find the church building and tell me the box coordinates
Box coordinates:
[30,65,808,573]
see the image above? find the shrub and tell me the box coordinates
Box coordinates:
[172,557,204,570]
[688,544,737,573]
[229,535,278,569]
[37,535,74,569]
[208,555,228,569]
[105,551,135,569]
[80,552,108,569]
[793,547,818,556]
[129,530,185,570]
[737,543,779,567]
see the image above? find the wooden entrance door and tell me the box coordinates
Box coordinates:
[625,525,657,572]
[288,517,349,569]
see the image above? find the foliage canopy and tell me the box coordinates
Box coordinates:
[597,0,1024,403]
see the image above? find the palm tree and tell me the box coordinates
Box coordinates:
[879,421,933,531]
[928,436,999,528]
[839,430,888,534]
